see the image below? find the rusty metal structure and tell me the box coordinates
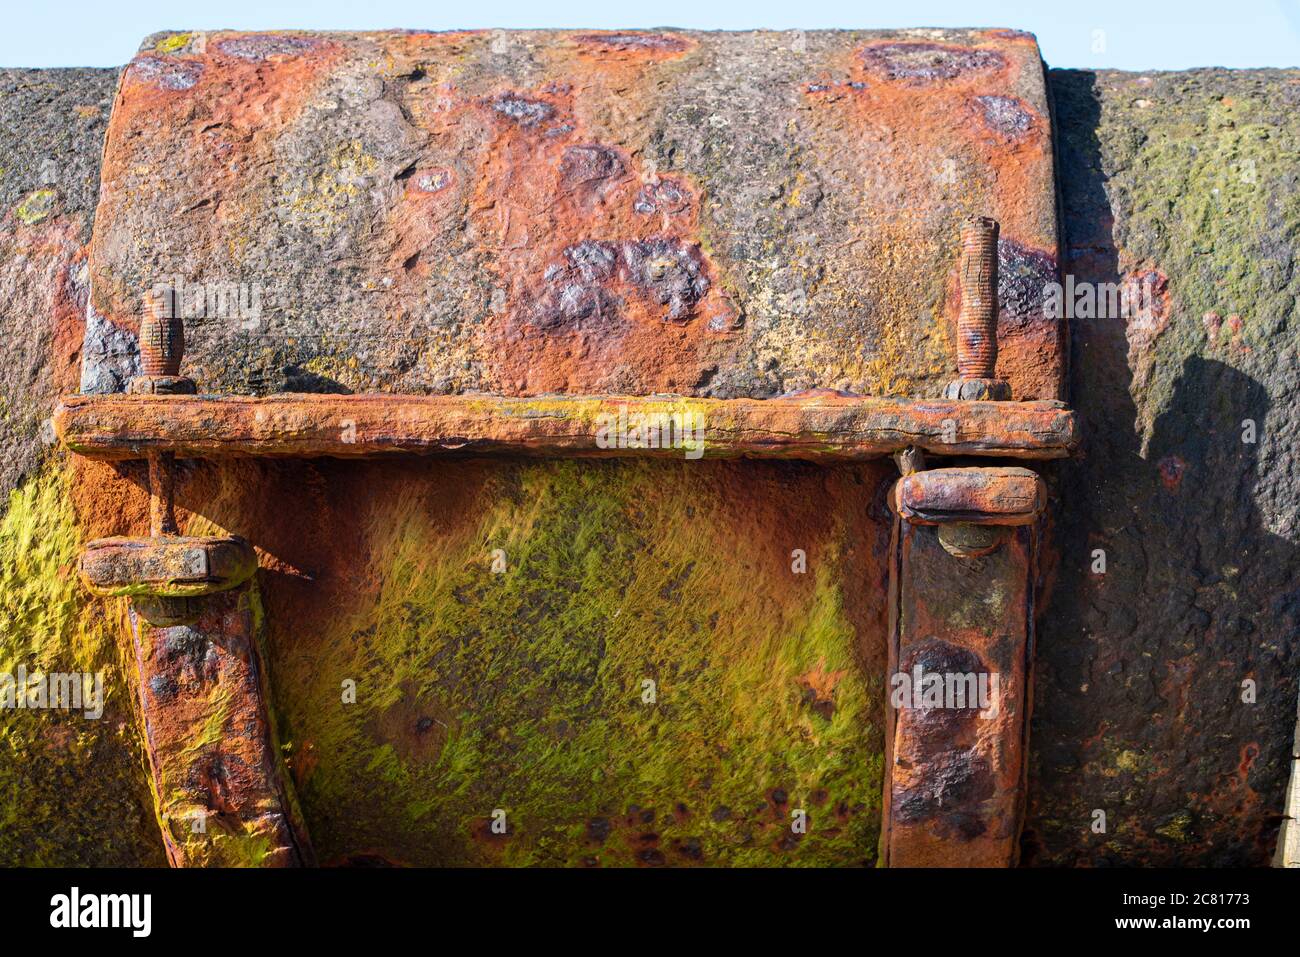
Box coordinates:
[8,26,1299,872]
[59,204,1073,865]
[52,27,1081,867]
[74,303,309,866]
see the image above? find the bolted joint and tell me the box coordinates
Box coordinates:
[891,466,1045,558]
[79,534,258,626]
[885,465,1045,866]
[893,466,1045,526]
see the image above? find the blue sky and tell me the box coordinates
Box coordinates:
[3,0,1297,70]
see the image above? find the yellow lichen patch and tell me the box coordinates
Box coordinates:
[281,141,380,240]
[250,456,889,865]
[15,189,56,226]
[153,33,194,55]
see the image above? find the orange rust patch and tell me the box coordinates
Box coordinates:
[92,32,348,318]
[460,83,738,393]
[570,31,694,60]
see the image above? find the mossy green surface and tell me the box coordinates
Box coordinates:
[261,458,889,865]
[0,462,164,865]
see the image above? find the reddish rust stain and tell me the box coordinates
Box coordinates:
[1157,454,1186,491]
[288,740,319,792]
[1203,310,1223,344]
[798,660,847,719]
[128,587,310,865]
[93,32,349,314]
[886,522,1035,866]
[799,38,1063,399]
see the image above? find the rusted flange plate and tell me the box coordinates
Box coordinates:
[79,535,257,598]
[893,466,1045,525]
[54,393,1078,462]
[87,28,1062,401]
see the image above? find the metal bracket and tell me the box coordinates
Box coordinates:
[883,219,1047,866]
[77,293,312,867]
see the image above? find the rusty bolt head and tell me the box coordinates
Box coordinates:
[937,522,1009,558]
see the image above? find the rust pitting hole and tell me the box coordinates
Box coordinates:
[1158,455,1186,491]
[530,238,710,330]
[560,144,625,187]
[634,178,691,216]
[997,239,1058,332]
[490,92,556,127]
[975,94,1034,139]
[897,639,988,742]
[410,168,454,194]
[130,56,203,91]
[471,815,511,844]
[636,847,666,866]
[860,42,1005,83]
[672,836,704,861]
[894,750,994,838]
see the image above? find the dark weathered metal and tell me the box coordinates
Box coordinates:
[75,319,310,867]
[147,451,179,536]
[128,585,314,866]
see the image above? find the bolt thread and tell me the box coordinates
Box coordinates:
[141,288,184,377]
[957,216,999,379]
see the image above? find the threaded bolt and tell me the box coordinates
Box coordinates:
[956,216,999,380]
[140,287,185,378]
